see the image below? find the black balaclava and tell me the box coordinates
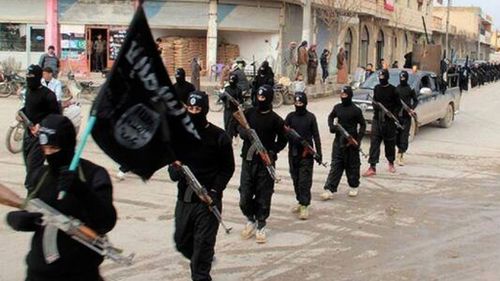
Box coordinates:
[259,61,270,74]
[399,70,409,87]
[39,114,76,170]
[340,86,353,106]
[175,68,186,84]
[378,69,390,86]
[27,64,42,90]
[229,74,238,87]
[294,91,308,115]
[256,85,274,112]
[187,91,209,129]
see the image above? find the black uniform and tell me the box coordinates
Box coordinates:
[221,74,243,138]
[368,70,401,168]
[285,92,321,207]
[169,91,235,281]
[324,87,366,191]
[22,65,60,191]
[238,85,287,230]
[173,68,196,104]
[396,71,418,154]
[7,114,116,281]
[251,61,274,106]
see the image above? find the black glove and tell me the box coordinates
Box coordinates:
[6,211,42,232]
[268,150,277,162]
[207,189,220,207]
[167,164,182,182]
[316,153,323,164]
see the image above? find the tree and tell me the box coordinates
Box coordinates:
[316,0,361,72]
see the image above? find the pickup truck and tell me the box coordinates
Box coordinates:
[352,68,462,141]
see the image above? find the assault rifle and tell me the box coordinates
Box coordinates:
[333,120,368,159]
[18,110,34,128]
[400,99,419,125]
[230,96,280,183]
[0,183,134,265]
[368,94,404,130]
[284,126,327,167]
[176,164,232,234]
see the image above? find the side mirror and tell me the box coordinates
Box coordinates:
[419,87,432,96]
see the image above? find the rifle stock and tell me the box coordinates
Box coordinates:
[368,95,404,130]
[400,99,419,125]
[284,126,327,167]
[334,121,368,159]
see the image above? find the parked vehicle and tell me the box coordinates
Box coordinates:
[0,72,24,98]
[5,92,26,154]
[352,68,462,141]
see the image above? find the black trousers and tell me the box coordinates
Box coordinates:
[239,160,274,229]
[321,65,329,82]
[396,117,412,153]
[289,156,314,206]
[368,119,397,166]
[23,131,45,191]
[174,201,219,281]
[324,141,361,191]
[223,109,237,138]
[95,52,105,71]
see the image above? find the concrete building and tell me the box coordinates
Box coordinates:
[0,0,441,79]
[433,6,493,60]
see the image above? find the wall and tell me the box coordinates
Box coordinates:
[281,3,303,75]
[434,7,479,37]
[218,31,280,70]
[0,51,44,70]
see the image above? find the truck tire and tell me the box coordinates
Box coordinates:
[439,103,454,128]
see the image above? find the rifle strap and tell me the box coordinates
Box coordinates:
[23,170,49,208]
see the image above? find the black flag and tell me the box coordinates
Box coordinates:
[91,5,200,180]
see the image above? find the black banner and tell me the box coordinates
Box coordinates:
[91,5,200,180]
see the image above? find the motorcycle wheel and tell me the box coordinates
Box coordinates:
[283,90,295,105]
[6,122,24,154]
[272,91,284,108]
[0,83,12,98]
[209,91,224,112]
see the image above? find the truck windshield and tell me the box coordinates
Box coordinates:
[360,71,416,90]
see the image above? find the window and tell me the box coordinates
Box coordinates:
[0,23,26,51]
[30,27,45,52]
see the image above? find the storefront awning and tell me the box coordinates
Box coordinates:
[59,0,135,26]
[145,1,209,29]
[218,4,280,32]
[0,0,46,24]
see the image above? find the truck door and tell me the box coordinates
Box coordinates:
[416,75,438,124]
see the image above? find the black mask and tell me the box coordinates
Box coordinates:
[188,112,208,129]
[46,149,74,170]
[340,86,353,106]
[295,105,307,115]
[399,71,409,86]
[27,64,42,90]
[175,68,186,83]
[39,114,77,169]
[379,70,389,86]
[256,85,274,112]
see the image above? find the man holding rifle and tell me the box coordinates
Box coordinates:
[6,114,117,281]
[363,69,402,177]
[168,91,235,281]
[237,85,287,244]
[396,70,419,166]
[322,86,366,199]
[284,92,322,220]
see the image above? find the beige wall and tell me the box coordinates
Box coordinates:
[434,7,479,38]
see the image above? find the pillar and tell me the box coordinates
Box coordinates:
[45,0,59,53]
[302,0,312,43]
[207,0,218,78]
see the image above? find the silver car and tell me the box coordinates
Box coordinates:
[352,68,462,141]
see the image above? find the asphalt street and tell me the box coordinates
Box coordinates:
[0,82,499,281]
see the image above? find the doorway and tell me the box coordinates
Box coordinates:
[86,27,108,72]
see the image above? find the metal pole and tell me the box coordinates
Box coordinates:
[445,0,451,59]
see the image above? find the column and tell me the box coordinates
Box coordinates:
[207,0,218,78]
[302,0,312,43]
[45,0,59,52]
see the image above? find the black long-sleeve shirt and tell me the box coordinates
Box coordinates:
[396,84,419,118]
[328,103,366,147]
[222,84,243,111]
[173,81,196,105]
[373,84,401,120]
[22,159,116,279]
[23,86,60,125]
[238,107,287,161]
[285,110,322,158]
[169,123,235,202]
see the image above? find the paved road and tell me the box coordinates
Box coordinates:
[1,83,499,281]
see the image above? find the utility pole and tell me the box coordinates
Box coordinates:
[445,0,451,59]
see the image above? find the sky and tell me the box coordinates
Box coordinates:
[435,0,500,29]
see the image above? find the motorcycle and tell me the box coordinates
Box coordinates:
[5,92,26,154]
[66,72,100,101]
[0,72,24,98]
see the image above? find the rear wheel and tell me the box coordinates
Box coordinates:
[272,91,284,108]
[283,89,295,105]
[0,83,12,98]
[6,122,24,154]
[439,103,454,128]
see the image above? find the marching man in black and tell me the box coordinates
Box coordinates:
[321,86,366,199]
[285,92,322,219]
[238,85,287,244]
[396,70,418,166]
[221,74,243,141]
[363,69,401,177]
[7,114,117,281]
[168,91,235,281]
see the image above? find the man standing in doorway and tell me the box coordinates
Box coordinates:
[38,45,60,78]
[93,34,106,72]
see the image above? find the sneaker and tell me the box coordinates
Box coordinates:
[241,221,256,240]
[291,204,301,213]
[397,153,405,166]
[388,163,396,173]
[116,171,126,181]
[320,191,335,201]
[362,167,376,177]
[255,227,267,244]
[299,205,309,220]
[348,188,358,197]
